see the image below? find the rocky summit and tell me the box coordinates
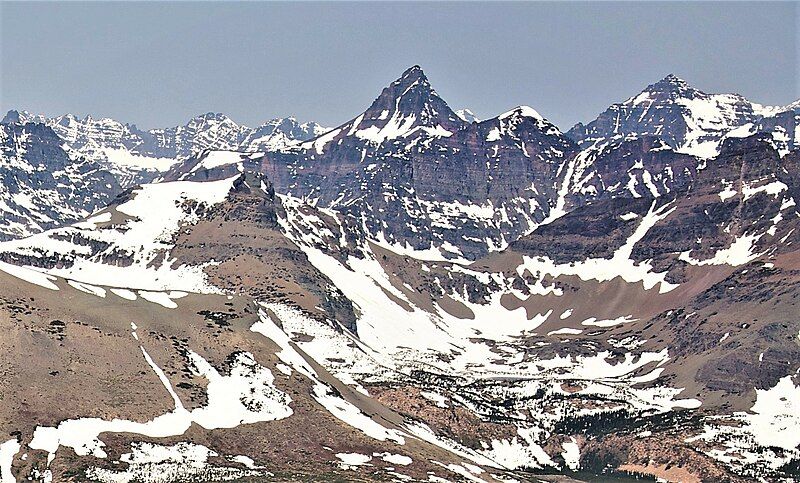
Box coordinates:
[0,66,799,483]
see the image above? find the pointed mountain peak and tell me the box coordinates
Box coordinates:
[623,74,700,106]
[360,66,462,133]
[1,110,22,124]
[299,66,465,152]
[658,73,688,86]
[186,112,238,127]
[395,65,428,85]
[195,112,230,121]
[380,65,434,104]
[646,74,694,94]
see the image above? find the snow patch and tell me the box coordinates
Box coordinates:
[1,439,20,483]
[0,261,59,291]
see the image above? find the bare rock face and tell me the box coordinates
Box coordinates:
[634,134,799,270]
[559,135,698,209]
[512,196,653,264]
[515,132,798,271]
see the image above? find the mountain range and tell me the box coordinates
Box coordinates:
[0,66,798,483]
[0,111,325,240]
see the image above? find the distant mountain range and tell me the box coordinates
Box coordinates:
[0,111,325,239]
[1,109,326,186]
[2,67,795,244]
[0,66,799,483]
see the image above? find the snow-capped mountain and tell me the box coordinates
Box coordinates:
[253,66,578,260]
[757,101,800,155]
[0,122,120,240]
[567,74,796,158]
[1,110,326,188]
[0,111,326,240]
[293,65,467,153]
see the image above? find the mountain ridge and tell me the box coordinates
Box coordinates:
[2,109,327,186]
[0,65,799,482]
[567,73,798,158]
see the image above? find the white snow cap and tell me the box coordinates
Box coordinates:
[456,109,480,123]
[499,105,544,121]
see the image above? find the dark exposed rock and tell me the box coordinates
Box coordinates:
[0,122,121,240]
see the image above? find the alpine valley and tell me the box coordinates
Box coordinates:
[0,66,799,483]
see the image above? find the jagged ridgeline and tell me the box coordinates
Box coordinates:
[0,66,798,483]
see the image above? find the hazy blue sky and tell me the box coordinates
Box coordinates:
[1,2,797,131]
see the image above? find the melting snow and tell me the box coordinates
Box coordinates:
[86,441,261,483]
[517,201,678,293]
[335,452,372,468]
[679,234,763,267]
[312,384,405,444]
[251,308,405,444]
[547,327,583,336]
[560,437,580,471]
[67,280,106,298]
[687,376,800,473]
[581,315,637,327]
[746,376,800,450]
[0,261,59,291]
[110,288,137,300]
[28,346,292,462]
[0,439,20,483]
[741,180,788,201]
[420,391,449,408]
[137,291,187,309]
[377,452,412,466]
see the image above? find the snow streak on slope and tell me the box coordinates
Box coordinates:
[518,201,678,293]
[0,176,239,291]
[251,307,406,444]
[29,344,291,466]
[0,260,59,290]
